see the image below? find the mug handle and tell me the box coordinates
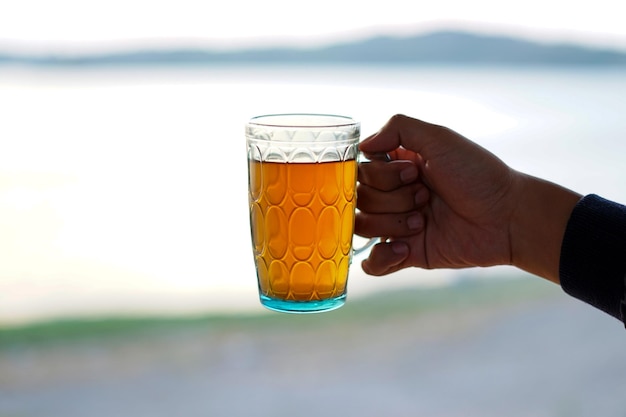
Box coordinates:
[352,152,391,256]
[353,236,379,256]
[352,151,390,256]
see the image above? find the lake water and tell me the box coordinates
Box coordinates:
[1,64,625,324]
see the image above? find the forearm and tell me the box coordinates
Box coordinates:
[509,172,582,284]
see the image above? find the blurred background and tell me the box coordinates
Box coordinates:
[1,0,626,416]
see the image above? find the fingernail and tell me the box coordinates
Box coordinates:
[407,213,423,230]
[391,241,409,255]
[400,165,418,183]
[414,188,429,206]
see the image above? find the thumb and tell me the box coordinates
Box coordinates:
[359,114,433,156]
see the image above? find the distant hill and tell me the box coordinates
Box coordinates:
[2,31,626,67]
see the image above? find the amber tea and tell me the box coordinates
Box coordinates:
[249,159,357,305]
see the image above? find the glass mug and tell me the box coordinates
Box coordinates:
[246,114,375,313]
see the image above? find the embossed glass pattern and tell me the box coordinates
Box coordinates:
[246,114,360,313]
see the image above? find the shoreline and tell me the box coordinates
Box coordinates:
[0,274,559,344]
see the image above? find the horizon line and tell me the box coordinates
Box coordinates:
[2,27,626,58]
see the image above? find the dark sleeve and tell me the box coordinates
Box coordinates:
[559,194,626,324]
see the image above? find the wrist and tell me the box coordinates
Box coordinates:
[509,173,581,283]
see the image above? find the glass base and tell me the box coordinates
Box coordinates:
[259,294,346,314]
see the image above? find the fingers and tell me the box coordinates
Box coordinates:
[358,159,418,192]
[355,210,424,238]
[356,114,443,277]
[357,181,429,214]
[361,241,410,276]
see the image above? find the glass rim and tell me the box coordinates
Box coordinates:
[247,113,358,128]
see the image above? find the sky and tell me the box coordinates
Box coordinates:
[2,0,626,54]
